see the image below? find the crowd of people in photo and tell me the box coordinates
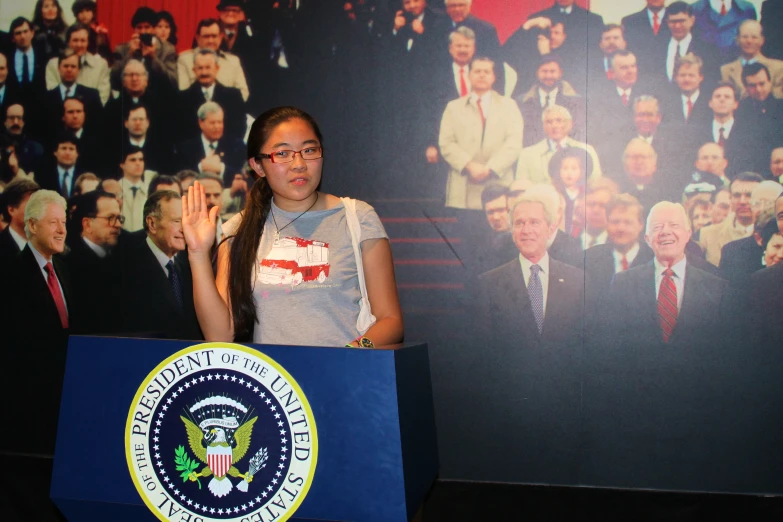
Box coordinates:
[2,1,783,511]
[0,0,782,347]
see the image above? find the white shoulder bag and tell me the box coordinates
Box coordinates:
[341,197,377,334]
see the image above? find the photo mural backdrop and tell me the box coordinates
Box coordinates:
[1,0,782,495]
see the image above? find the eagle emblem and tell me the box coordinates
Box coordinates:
[180,395,268,498]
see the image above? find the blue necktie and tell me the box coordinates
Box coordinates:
[529,264,544,334]
[21,53,30,85]
[166,260,183,310]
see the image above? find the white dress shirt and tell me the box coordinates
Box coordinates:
[709,0,728,13]
[667,33,692,81]
[519,252,551,318]
[146,236,176,276]
[612,242,640,273]
[59,82,76,99]
[202,83,215,101]
[653,255,686,310]
[0,85,5,106]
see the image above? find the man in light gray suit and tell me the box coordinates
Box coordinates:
[515,104,602,184]
[439,56,522,210]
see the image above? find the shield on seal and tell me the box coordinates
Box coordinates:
[207,445,233,478]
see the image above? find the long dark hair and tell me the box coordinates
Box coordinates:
[228,107,323,341]
[32,0,67,33]
[156,11,178,45]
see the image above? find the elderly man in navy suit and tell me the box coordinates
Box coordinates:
[474,183,585,484]
[606,201,727,349]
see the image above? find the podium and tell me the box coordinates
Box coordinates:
[51,337,438,522]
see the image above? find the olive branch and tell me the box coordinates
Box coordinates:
[174,445,202,489]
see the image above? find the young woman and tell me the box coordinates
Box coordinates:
[32,0,67,59]
[183,107,403,347]
[548,147,592,236]
[155,11,178,46]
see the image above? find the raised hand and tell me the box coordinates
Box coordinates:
[182,181,220,256]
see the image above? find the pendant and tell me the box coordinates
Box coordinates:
[273,231,280,244]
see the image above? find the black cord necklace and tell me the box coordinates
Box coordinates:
[271,192,319,243]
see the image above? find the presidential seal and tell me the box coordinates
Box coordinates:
[126,343,318,522]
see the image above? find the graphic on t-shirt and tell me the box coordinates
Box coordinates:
[259,236,330,286]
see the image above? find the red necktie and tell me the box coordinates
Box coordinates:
[45,262,69,328]
[718,127,726,148]
[653,12,660,35]
[459,66,468,97]
[476,97,485,128]
[657,268,678,343]
[621,90,629,107]
[686,97,693,120]
[720,0,727,15]
[620,255,629,271]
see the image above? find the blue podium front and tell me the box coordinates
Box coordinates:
[50,337,438,522]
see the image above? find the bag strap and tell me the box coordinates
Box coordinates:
[341,197,370,303]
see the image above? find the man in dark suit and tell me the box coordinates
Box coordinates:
[117,190,201,340]
[387,0,451,64]
[120,103,167,174]
[173,101,245,187]
[652,2,720,86]
[443,0,504,92]
[43,49,103,137]
[590,23,628,89]
[720,209,778,285]
[3,103,44,176]
[694,82,746,177]
[55,96,102,173]
[585,193,654,296]
[474,183,585,483]
[606,200,728,348]
[35,134,82,199]
[0,53,21,118]
[7,18,48,141]
[2,189,73,455]
[103,59,170,148]
[528,0,604,79]
[178,48,246,141]
[748,195,783,342]
[617,138,680,217]
[662,53,713,126]
[0,178,39,272]
[622,0,672,73]
[587,50,659,148]
[733,63,783,175]
[515,54,584,147]
[64,190,123,334]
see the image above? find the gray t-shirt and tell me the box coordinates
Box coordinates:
[223,198,387,346]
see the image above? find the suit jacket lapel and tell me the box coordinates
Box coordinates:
[542,262,567,339]
[22,246,62,325]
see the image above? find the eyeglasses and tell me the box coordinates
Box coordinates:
[89,214,125,226]
[257,146,323,164]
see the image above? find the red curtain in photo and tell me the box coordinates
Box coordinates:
[472,0,590,44]
[100,0,592,51]
[99,0,220,54]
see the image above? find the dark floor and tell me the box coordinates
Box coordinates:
[421,481,783,522]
